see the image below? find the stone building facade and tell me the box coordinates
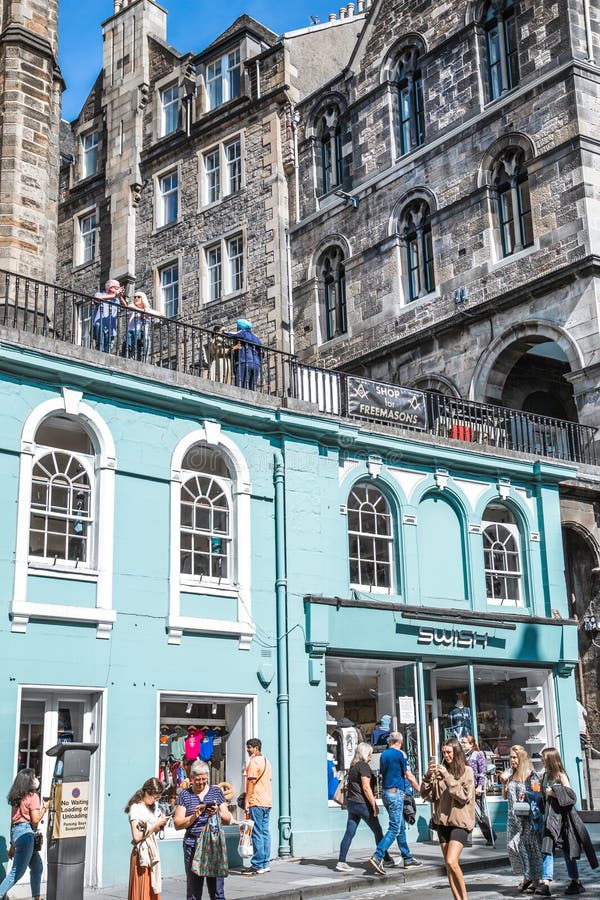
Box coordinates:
[0,0,62,281]
[54,0,600,776]
[288,0,600,757]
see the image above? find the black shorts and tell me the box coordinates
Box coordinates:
[436,824,472,846]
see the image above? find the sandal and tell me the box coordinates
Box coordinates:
[517,881,533,893]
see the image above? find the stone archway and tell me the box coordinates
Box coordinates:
[470,321,584,421]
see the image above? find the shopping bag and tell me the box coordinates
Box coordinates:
[238,819,254,858]
[191,817,228,878]
[332,774,346,809]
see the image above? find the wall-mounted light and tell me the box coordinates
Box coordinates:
[186,702,193,714]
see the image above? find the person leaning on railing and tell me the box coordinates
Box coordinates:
[124,291,160,362]
[93,279,126,353]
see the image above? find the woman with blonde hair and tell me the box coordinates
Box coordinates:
[336,742,385,873]
[537,747,597,896]
[500,745,543,893]
[125,777,169,900]
[421,737,475,900]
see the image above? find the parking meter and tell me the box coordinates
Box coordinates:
[45,742,98,900]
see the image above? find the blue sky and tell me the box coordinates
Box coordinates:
[58,0,339,120]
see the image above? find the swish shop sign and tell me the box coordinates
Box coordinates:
[417,626,489,650]
[347,377,427,429]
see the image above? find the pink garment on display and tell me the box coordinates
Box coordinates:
[185,730,204,760]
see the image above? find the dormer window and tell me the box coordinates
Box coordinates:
[160,84,179,136]
[81,132,99,179]
[206,49,241,110]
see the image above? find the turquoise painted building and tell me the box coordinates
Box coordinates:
[0,332,581,890]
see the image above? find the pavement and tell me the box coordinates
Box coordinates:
[83,825,600,900]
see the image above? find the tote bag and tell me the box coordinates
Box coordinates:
[191,816,228,878]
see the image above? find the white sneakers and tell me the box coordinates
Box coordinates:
[335,861,352,872]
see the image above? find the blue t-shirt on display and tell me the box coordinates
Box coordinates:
[380,747,409,792]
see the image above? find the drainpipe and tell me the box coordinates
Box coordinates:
[273,448,292,855]
[285,97,300,224]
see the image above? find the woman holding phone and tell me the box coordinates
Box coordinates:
[500,745,543,893]
[420,738,475,900]
[174,760,232,900]
[125,776,169,900]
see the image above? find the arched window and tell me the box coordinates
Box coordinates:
[482,503,522,606]
[399,200,435,301]
[29,416,95,567]
[492,149,533,257]
[347,482,394,591]
[484,0,519,100]
[318,246,347,341]
[180,445,232,583]
[317,107,343,195]
[395,47,425,155]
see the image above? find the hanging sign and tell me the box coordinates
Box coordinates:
[398,695,416,724]
[52,781,90,839]
[347,377,427,429]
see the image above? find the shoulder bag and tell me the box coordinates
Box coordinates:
[332,774,347,809]
[513,800,531,817]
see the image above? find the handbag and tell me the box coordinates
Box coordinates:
[428,817,438,832]
[332,775,346,809]
[191,816,228,878]
[236,792,246,810]
[33,830,43,851]
[513,800,531,817]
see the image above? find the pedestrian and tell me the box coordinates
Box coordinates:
[242,737,272,876]
[0,768,49,900]
[368,732,422,874]
[208,325,231,384]
[537,747,598,896]
[124,290,155,361]
[500,744,543,893]
[230,319,262,390]
[420,737,475,900]
[125,777,169,900]
[174,760,231,900]
[461,735,496,845]
[93,278,125,352]
[336,741,385,873]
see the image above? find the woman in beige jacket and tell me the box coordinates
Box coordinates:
[421,737,475,900]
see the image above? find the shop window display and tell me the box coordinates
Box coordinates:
[325,658,554,803]
[156,694,251,833]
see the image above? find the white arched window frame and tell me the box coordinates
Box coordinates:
[11,388,117,638]
[347,481,395,594]
[29,448,95,567]
[180,472,232,582]
[169,421,254,649]
[482,505,523,606]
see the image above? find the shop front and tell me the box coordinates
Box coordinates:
[306,596,580,848]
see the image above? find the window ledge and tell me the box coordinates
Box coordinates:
[204,288,248,307]
[10,600,115,639]
[489,241,539,272]
[152,220,181,237]
[179,579,238,598]
[350,583,395,596]
[199,190,243,214]
[28,562,99,582]
[403,288,441,308]
[72,259,97,274]
[167,614,255,650]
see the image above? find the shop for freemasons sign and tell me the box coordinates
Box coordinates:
[347,376,427,429]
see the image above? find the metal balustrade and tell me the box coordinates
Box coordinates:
[1,269,597,465]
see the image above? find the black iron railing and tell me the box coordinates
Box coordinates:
[1,270,597,465]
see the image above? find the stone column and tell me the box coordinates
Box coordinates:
[0,0,63,282]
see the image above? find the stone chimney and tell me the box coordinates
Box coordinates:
[0,0,62,281]
[102,0,167,284]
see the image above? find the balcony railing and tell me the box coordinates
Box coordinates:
[1,270,597,466]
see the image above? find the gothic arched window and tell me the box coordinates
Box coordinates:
[482,503,523,606]
[492,149,533,257]
[399,200,435,301]
[317,108,343,195]
[318,246,347,341]
[485,0,519,100]
[347,482,394,591]
[395,47,425,155]
[180,445,232,583]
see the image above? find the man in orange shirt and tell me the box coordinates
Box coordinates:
[242,738,272,876]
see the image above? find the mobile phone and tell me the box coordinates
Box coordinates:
[429,755,437,766]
